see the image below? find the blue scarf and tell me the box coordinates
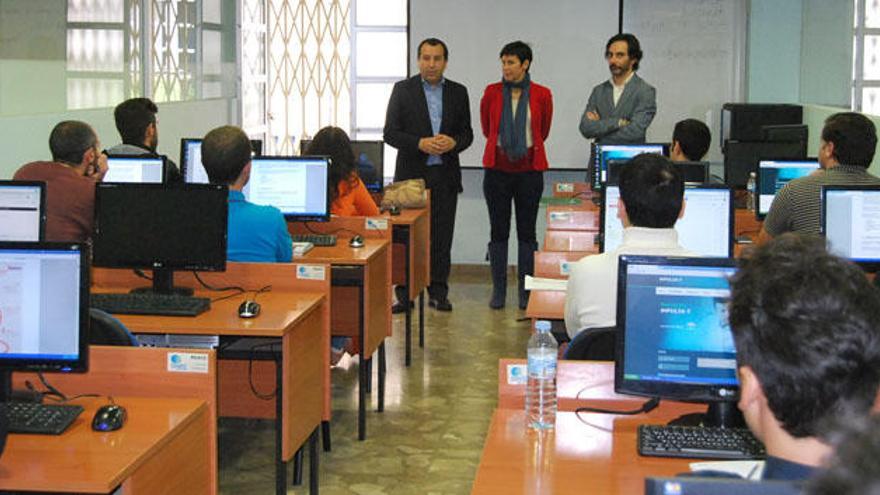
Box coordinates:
[499,73,531,162]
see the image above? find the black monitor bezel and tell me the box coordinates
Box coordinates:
[0,180,47,242]
[300,138,385,193]
[103,154,167,184]
[179,138,204,184]
[821,184,880,271]
[614,254,740,403]
[591,142,670,190]
[755,157,819,220]
[0,241,89,373]
[247,155,331,222]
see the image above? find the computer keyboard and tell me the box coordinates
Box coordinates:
[291,233,337,247]
[92,292,211,317]
[638,424,766,460]
[1,402,84,435]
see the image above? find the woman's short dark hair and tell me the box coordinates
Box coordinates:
[305,126,357,204]
[618,154,683,228]
[605,33,643,70]
[500,41,532,71]
[821,112,878,168]
[49,120,97,164]
[201,126,252,185]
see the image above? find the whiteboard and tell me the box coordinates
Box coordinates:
[410,0,619,169]
[623,0,747,162]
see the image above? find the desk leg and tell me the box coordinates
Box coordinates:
[365,358,372,394]
[293,447,303,485]
[419,291,425,348]
[275,355,288,495]
[309,427,319,495]
[378,342,386,412]
[358,280,367,441]
[321,420,331,452]
[404,291,412,367]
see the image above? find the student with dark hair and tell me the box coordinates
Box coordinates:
[670,118,711,162]
[106,97,182,182]
[202,125,291,262]
[480,40,553,310]
[762,112,880,239]
[806,415,880,494]
[564,154,691,338]
[306,126,379,217]
[728,234,880,480]
[13,120,108,241]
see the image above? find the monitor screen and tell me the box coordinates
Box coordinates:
[244,156,330,221]
[300,139,385,193]
[823,185,880,270]
[591,143,669,189]
[181,138,264,184]
[615,255,739,403]
[0,181,45,242]
[103,155,165,184]
[757,158,819,218]
[0,242,88,374]
[601,184,733,257]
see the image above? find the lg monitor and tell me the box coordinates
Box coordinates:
[615,255,740,427]
[607,160,709,185]
[103,155,165,184]
[0,181,45,242]
[93,183,228,294]
[601,184,734,257]
[723,141,806,189]
[244,156,330,222]
[300,138,384,193]
[590,143,669,190]
[756,158,819,219]
[0,242,89,400]
[180,137,262,184]
[822,185,880,271]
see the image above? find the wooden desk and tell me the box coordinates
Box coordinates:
[734,208,763,258]
[543,230,597,254]
[551,181,593,199]
[546,205,599,232]
[0,397,211,494]
[391,204,431,367]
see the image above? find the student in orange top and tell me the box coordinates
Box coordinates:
[306,126,380,217]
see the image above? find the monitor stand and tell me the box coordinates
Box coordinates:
[129,268,194,296]
[668,401,745,429]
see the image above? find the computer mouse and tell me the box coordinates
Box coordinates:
[388,205,401,216]
[92,404,126,432]
[349,235,365,248]
[238,300,261,318]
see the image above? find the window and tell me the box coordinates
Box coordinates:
[854,0,880,113]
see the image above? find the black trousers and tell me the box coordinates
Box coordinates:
[425,167,458,301]
[482,169,544,244]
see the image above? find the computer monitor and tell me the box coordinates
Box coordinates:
[103,155,165,184]
[180,138,262,184]
[756,158,819,219]
[244,156,330,222]
[0,242,89,400]
[601,184,734,257]
[615,255,740,427]
[0,181,46,242]
[607,160,709,185]
[646,477,802,495]
[93,183,228,294]
[822,185,880,271]
[300,138,384,193]
[591,143,669,189]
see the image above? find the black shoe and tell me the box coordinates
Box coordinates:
[391,300,414,314]
[429,298,453,311]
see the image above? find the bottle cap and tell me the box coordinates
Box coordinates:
[535,320,551,332]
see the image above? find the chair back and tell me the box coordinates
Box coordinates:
[564,326,615,361]
[89,308,138,346]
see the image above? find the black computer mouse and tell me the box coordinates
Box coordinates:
[349,235,365,248]
[92,404,126,432]
[238,300,261,318]
[388,205,401,216]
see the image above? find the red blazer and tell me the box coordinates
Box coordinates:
[480,81,553,171]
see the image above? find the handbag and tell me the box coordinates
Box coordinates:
[381,178,427,209]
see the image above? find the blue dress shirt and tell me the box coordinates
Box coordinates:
[226,190,293,262]
[422,78,444,166]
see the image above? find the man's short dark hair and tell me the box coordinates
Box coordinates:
[729,234,880,440]
[606,33,643,70]
[49,120,97,164]
[806,415,880,495]
[417,38,448,60]
[114,97,158,146]
[500,41,532,71]
[618,153,684,228]
[672,119,711,161]
[202,126,252,185]
[821,112,878,168]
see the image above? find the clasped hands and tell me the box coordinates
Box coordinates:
[419,134,456,155]
[586,111,629,128]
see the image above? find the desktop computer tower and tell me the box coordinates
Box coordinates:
[721,103,803,143]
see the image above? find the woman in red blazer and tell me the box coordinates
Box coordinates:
[480,40,553,310]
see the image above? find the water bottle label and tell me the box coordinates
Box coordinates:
[527,351,557,378]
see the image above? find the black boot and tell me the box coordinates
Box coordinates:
[517,241,538,310]
[488,241,508,309]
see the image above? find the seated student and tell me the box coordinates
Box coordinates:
[669,118,711,162]
[805,415,880,494]
[106,97,182,182]
[564,154,693,340]
[202,125,292,262]
[728,234,880,481]
[305,126,380,217]
[13,120,108,242]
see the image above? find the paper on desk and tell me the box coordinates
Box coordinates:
[689,460,765,480]
[524,275,567,291]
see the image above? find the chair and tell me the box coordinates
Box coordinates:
[89,308,139,346]
[563,326,616,360]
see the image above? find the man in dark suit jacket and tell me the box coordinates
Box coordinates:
[384,38,473,311]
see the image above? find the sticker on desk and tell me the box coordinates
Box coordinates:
[558,260,572,276]
[556,182,574,193]
[507,364,527,385]
[549,211,572,223]
[296,264,326,281]
[365,217,389,230]
[167,352,209,373]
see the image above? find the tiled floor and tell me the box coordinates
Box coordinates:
[218,269,532,494]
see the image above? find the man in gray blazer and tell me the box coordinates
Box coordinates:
[579,33,656,145]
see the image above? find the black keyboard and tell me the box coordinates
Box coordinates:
[2,402,84,435]
[638,424,766,460]
[92,292,211,317]
[291,234,337,247]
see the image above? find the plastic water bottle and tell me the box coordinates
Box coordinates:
[526,320,558,430]
[746,172,757,212]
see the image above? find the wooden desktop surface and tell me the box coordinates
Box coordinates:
[0,397,210,494]
[546,205,599,232]
[390,206,431,301]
